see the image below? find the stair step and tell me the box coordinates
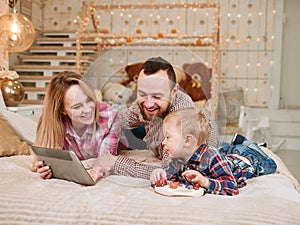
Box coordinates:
[19,75,53,81]
[41,30,77,38]
[24,87,47,92]
[19,75,51,88]
[24,87,47,104]
[35,37,96,45]
[13,65,87,76]
[13,64,80,71]
[18,55,94,66]
[29,46,98,54]
[23,99,44,104]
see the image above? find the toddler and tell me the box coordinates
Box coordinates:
[150,108,277,195]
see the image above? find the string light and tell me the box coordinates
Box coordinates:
[74,1,279,108]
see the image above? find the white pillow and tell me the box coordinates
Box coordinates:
[0,90,6,109]
[0,108,37,144]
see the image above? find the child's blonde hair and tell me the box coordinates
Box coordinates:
[164,108,209,146]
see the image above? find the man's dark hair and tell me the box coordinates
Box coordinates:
[141,57,176,88]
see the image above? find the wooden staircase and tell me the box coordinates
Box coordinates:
[11,31,98,104]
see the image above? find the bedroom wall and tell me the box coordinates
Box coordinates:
[0,0,9,69]
[40,0,284,109]
[280,0,300,109]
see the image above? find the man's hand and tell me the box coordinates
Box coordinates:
[88,153,118,182]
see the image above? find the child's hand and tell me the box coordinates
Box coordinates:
[182,170,209,188]
[150,168,167,185]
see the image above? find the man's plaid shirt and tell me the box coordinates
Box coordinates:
[115,90,218,179]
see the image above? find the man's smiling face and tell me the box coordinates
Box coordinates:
[136,69,176,121]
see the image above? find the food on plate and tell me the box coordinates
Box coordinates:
[154,180,205,197]
[155,178,167,187]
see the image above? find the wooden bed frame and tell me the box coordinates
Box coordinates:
[75,1,220,117]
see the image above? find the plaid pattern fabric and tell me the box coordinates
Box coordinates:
[114,90,219,179]
[63,102,121,160]
[166,144,254,196]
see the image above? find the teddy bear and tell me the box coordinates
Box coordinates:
[121,62,144,87]
[179,62,212,102]
[101,82,133,111]
[120,62,144,104]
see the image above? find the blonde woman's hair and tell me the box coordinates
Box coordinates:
[163,108,209,146]
[35,71,98,149]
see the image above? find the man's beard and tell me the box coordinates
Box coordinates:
[139,104,169,121]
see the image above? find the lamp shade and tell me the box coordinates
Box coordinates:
[0,12,35,52]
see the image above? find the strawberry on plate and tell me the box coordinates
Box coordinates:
[154,180,205,197]
[154,178,167,187]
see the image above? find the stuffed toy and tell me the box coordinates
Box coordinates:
[121,62,143,87]
[179,62,212,102]
[120,62,144,104]
[102,82,133,110]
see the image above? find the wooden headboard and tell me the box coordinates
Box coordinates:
[75,1,220,117]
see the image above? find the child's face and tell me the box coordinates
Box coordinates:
[162,118,185,159]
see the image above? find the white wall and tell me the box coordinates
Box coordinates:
[280,0,300,109]
[0,0,9,69]
[16,0,295,109]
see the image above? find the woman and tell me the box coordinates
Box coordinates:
[33,71,125,181]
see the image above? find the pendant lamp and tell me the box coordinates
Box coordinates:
[0,0,35,52]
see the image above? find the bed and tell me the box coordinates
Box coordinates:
[1,102,300,224]
[0,150,300,225]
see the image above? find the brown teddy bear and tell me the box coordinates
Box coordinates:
[121,62,144,87]
[179,62,212,102]
[121,62,144,104]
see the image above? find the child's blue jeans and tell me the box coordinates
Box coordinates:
[219,139,277,176]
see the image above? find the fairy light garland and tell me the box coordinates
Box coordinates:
[75,0,278,109]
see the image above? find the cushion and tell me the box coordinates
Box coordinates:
[0,118,33,156]
[0,108,37,144]
[0,90,6,109]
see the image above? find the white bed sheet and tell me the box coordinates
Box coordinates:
[0,153,300,225]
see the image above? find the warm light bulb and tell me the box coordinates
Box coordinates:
[0,12,35,52]
[11,34,18,41]
[10,21,19,33]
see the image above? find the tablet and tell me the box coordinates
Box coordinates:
[32,146,95,186]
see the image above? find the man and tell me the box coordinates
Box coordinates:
[89,57,218,181]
